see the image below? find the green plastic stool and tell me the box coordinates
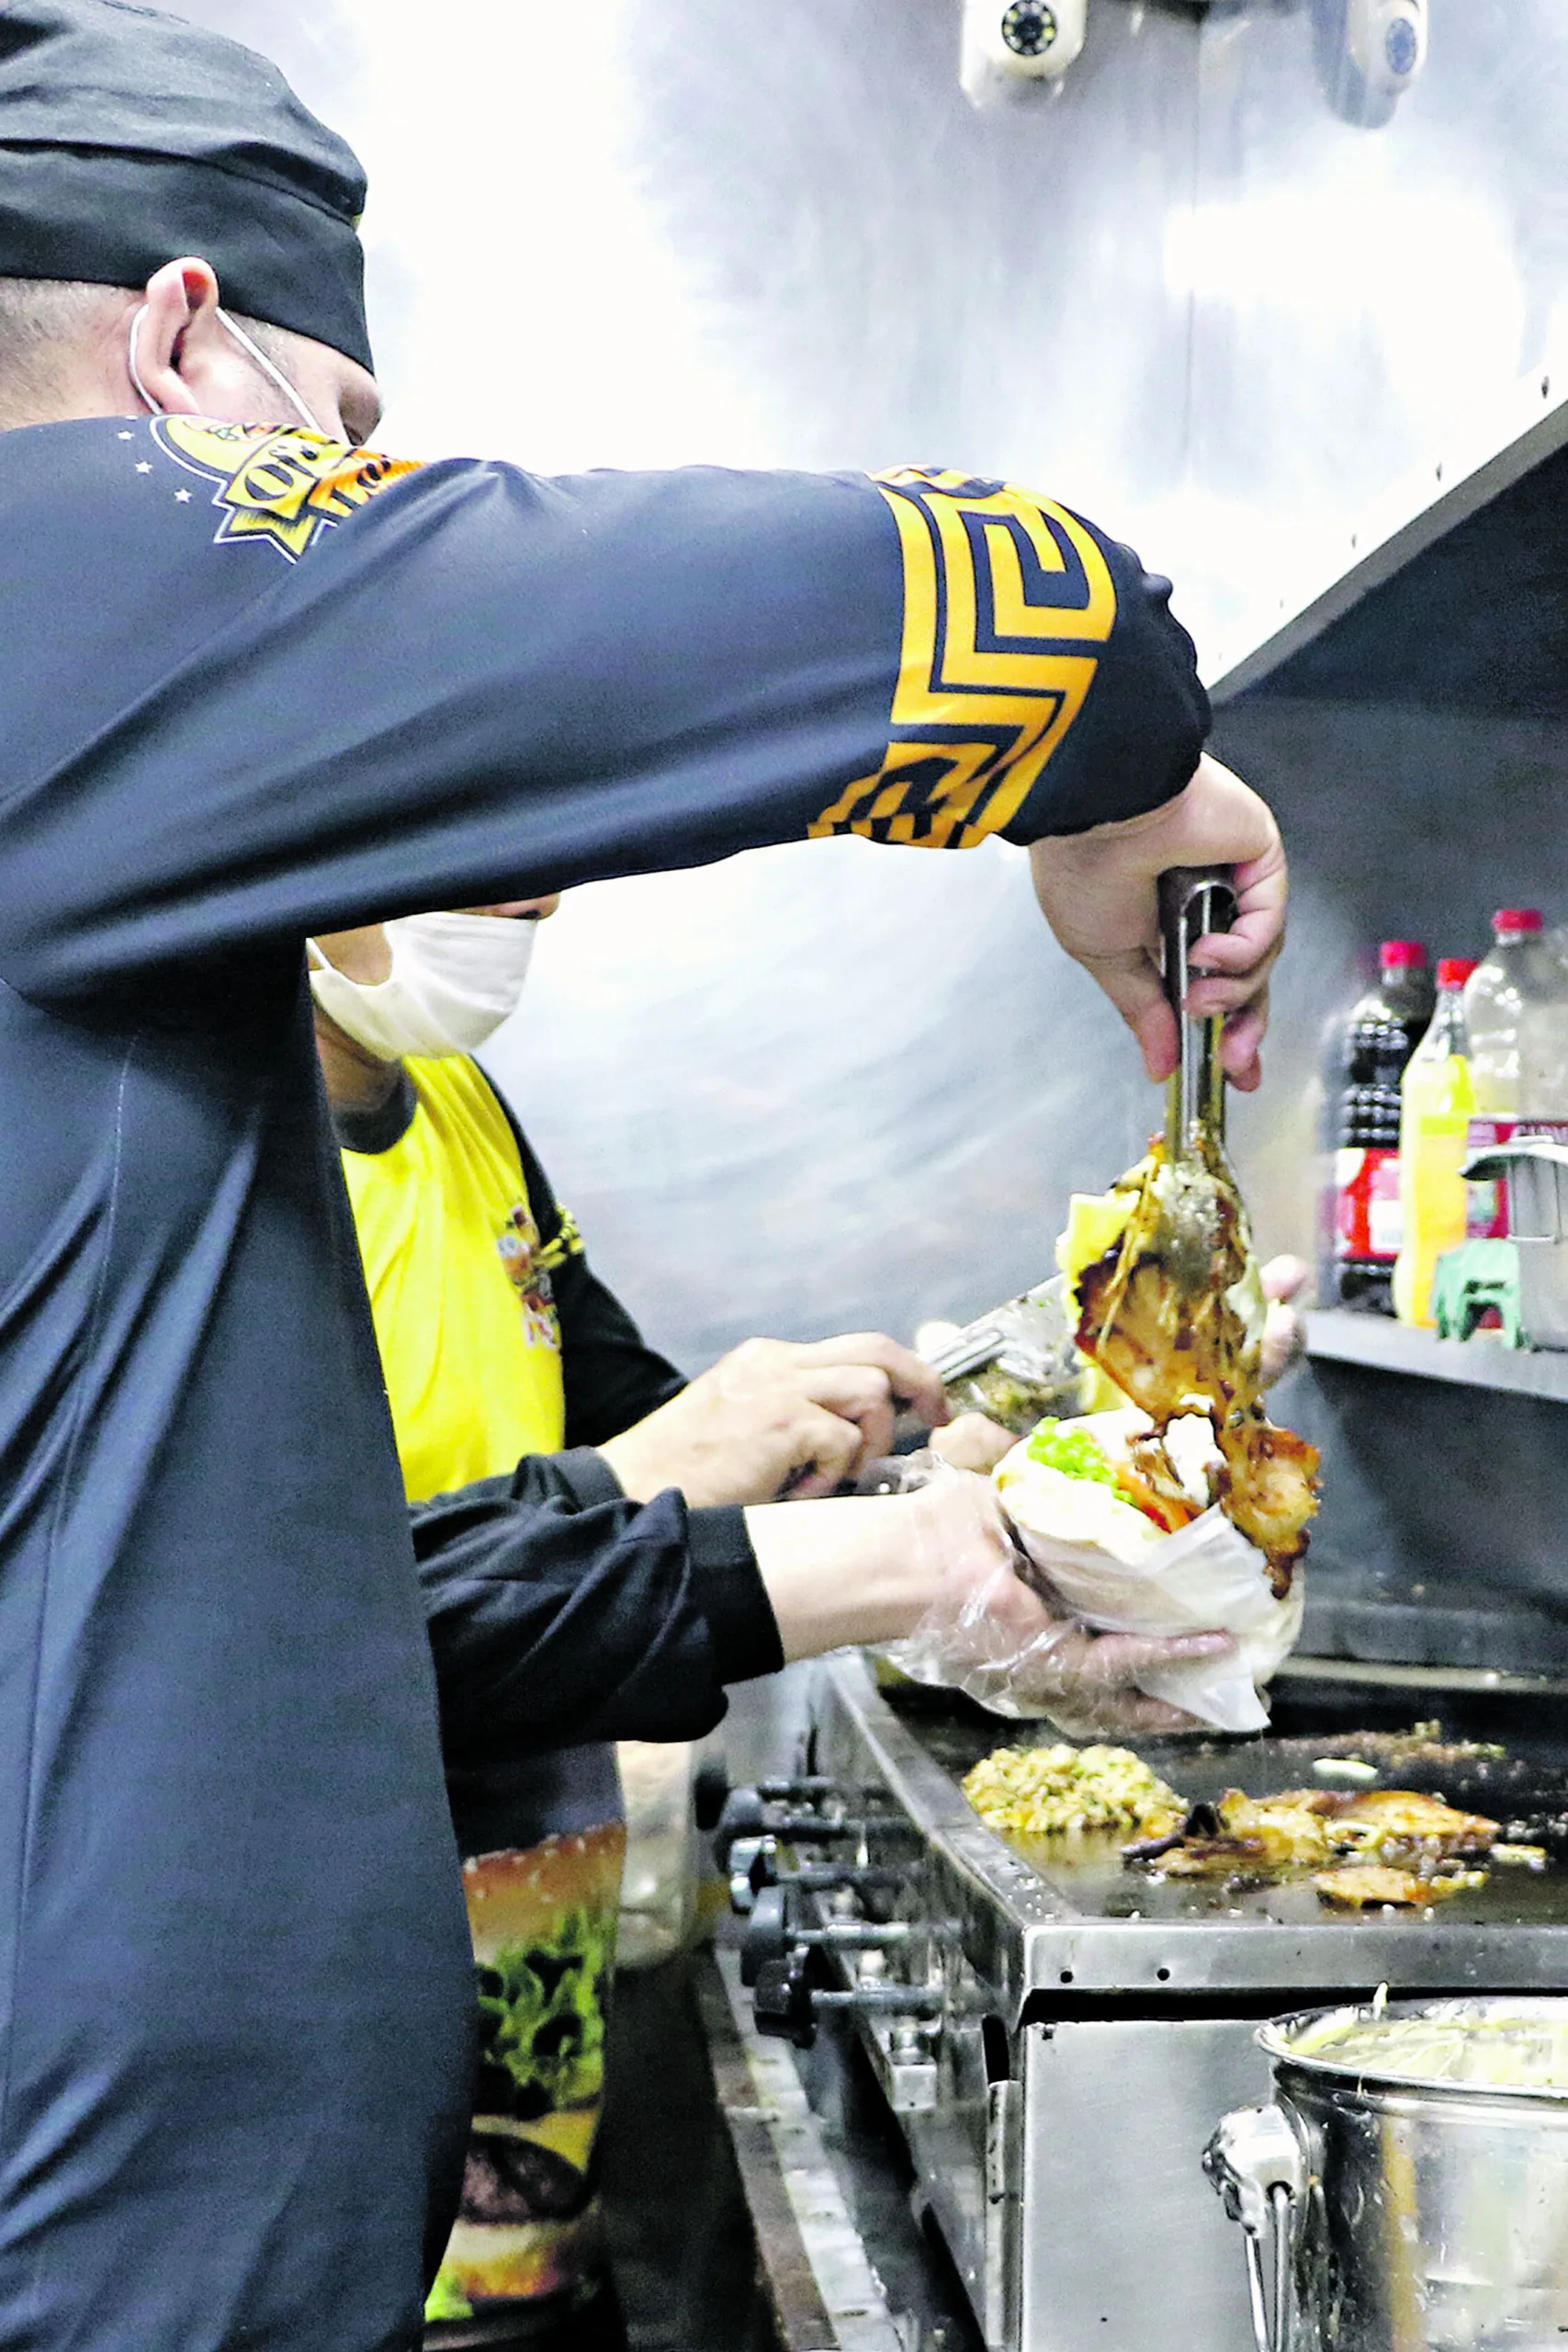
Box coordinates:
[1431,1239,1525,1347]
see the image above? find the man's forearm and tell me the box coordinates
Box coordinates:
[414,1479,966,1758]
[743,1492,941,1659]
[413,1483,781,1757]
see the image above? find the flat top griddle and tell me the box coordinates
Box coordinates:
[884,1686,1568,1938]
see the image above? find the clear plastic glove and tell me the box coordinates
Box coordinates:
[1259,1253,1308,1386]
[879,1464,1236,1739]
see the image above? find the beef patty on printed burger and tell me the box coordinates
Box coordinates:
[459,2133,592,2227]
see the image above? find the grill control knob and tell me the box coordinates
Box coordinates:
[750,1951,942,2050]
[712,1786,768,1862]
[728,1842,914,1917]
[693,1758,730,1834]
[727,1837,772,1915]
[712,1781,849,1866]
[739,1884,915,1985]
[752,1951,818,2048]
[740,1884,793,1981]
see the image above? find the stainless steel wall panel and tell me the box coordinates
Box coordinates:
[169,0,1568,1427]
[1189,1,1568,676]
[490,841,1156,1366]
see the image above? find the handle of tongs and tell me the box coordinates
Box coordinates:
[1159,865,1238,1164]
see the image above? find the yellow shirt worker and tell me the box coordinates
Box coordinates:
[311,899,978,2340]
[316,910,691,2337]
[338,1053,570,1497]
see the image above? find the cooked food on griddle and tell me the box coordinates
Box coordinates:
[1313,1864,1490,1909]
[1070,1137,1320,1596]
[962,1742,1186,1839]
[1147,1788,1337,1876]
[965,1732,1554,1907]
[1133,1784,1500,1889]
[1326,1788,1501,1863]
[1308,1721,1506,1768]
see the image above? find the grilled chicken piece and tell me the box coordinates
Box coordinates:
[1139,1785,1503,1887]
[1213,1409,1322,1598]
[1115,1435,1202,1535]
[1075,1138,1320,1591]
[1075,1143,1258,1424]
[1077,1244,1255,1430]
[1314,1864,1490,1909]
[1157,1789,1335,1878]
[1331,1790,1498,1864]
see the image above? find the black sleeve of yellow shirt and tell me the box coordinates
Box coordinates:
[412,1479,782,1756]
[499,1106,688,1449]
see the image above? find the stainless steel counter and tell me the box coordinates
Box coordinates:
[718,1655,1568,2351]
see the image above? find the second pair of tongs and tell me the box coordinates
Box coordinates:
[1154,865,1240,1290]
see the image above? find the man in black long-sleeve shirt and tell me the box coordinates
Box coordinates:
[0,6,1289,2345]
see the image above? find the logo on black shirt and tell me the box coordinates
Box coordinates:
[153,417,418,561]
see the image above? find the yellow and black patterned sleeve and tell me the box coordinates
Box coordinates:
[0,430,1208,996]
[808,469,1208,851]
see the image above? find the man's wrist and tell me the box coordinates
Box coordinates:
[596,1427,660,1503]
[743,1492,940,1663]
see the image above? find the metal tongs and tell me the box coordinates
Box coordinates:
[925,869,1239,1399]
[925,1317,1011,1386]
[1155,865,1240,1290]
[924,1273,1088,1424]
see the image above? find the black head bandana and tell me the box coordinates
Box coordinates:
[0,0,372,372]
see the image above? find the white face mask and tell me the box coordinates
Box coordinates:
[308,913,539,1062]
[128,302,327,436]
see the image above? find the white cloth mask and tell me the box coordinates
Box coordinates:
[308,913,539,1061]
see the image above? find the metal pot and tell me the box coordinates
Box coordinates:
[1204,1996,1568,2352]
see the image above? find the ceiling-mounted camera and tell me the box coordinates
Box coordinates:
[959,0,1430,127]
[961,0,1087,103]
[1314,0,1427,125]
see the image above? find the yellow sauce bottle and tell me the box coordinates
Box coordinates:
[1393,956,1478,1327]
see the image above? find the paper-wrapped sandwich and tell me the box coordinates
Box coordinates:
[996,1404,1304,1733]
[992,1140,1321,1733]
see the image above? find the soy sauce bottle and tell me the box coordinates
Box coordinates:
[1325,942,1434,1312]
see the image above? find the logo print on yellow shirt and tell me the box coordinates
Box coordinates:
[497,1204,561,1350]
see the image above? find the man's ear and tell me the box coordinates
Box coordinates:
[130,257,223,416]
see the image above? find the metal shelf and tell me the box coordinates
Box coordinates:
[1305,1308,1568,1402]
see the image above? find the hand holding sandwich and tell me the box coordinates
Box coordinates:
[748,1468,1234,1737]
